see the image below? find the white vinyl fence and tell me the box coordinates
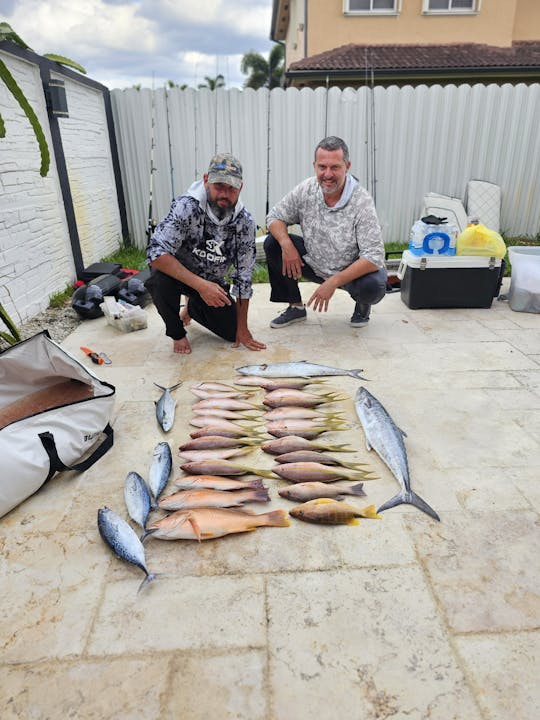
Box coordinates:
[111,83,540,249]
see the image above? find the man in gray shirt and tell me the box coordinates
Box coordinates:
[265,136,387,328]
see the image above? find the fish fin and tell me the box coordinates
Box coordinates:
[263,509,290,527]
[349,369,369,381]
[254,487,271,502]
[349,482,366,497]
[137,571,163,594]
[357,504,382,519]
[168,382,183,392]
[153,383,166,391]
[347,518,360,525]
[139,528,157,543]
[186,513,203,541]
[312,498,334,505]
[377,491,440,521]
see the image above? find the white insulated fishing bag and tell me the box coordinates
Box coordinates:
[0,331,115,518]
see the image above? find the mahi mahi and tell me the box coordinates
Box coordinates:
[354,387,440,521]
[236,361,367,380]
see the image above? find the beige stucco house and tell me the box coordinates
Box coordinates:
[271,0,540,87]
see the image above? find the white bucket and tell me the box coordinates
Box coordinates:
[508,246,540,313]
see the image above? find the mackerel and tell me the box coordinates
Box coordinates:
[124,471,152,530]
[236,361,367,380]
[97,507,158,593]
[148,441,172,503]
[354,387,440,521]
[154,382,182,432]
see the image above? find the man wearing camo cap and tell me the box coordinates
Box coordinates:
[146,153,266,354]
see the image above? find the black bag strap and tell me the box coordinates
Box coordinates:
[38,423,114,482]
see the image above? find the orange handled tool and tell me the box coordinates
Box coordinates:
[80,346,104,364]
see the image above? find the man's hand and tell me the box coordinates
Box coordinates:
[232,329,267,351]
[198,280,232,307]
[281,243,304,280]
[306,277,338,313]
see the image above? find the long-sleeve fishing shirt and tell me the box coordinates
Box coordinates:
[266,175,384,279]
[147,180,256,299]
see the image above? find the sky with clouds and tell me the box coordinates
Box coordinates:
[1,0,275,89]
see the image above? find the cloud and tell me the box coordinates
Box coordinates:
[1,0,274,89]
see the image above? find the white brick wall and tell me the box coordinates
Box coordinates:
[54,72,122,267]
[0,49,123,326]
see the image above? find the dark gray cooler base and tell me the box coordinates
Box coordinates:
[398,251,503,309]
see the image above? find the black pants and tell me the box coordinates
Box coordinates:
[263,233,388,306]
[145,269,237,342]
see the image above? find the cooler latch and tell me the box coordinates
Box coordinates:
[420,257,427,271]
[488,256,496,270]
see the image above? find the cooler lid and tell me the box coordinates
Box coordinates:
[399,250,502,272]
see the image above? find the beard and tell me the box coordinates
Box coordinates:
[207,192,234,220]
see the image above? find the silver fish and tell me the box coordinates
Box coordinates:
[124,471,152,530]
[97,507,158,593]
[148,441,172,502]
[354,387,440,521]
[154,382,182,432]
[236,361,367,380]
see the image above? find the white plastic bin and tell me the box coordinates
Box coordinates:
[508,246,540,313]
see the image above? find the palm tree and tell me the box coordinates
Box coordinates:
[198,74,226,91]
[241,44,284,90]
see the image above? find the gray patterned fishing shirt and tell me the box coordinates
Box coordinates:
[266,175,384,278]
[147,180,256,299]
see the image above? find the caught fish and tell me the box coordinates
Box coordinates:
[236,361,367,380]
[261,436,356,455]
[266,419,344,439]
[355,387,440,521]
[179,435,259,451]
[234,376,324,391]
[190,386,256,400]
[180,459,276,479]
[263,406,343,421]
[124,471,152,530]
[190,424,263,439]
[158,486,270,511]
[263,388,346,408]
[278,481,366,502]
[177,446,253,462]
[148,441,172,502]
[142,507,290,541]
[154,382,182,432]
[289,498,381,525]
[174,475,265,491]
[189,416,258,431]
[97,507,159,592]
[191,381,241,393]
[273,450,367,471]
[193,398,261,412]
[273,461,375,483]
[192,407,257,420]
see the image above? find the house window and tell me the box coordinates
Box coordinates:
[344,0,400,15]
[423,0,480,13]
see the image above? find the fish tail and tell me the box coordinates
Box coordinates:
[153,383,166,391]
[322,443,356,453]
[348,369,369,381]
[260,509,290,527]
[139,528,157,543]
[339,459,372,470]
[137,571,163,594]
[349,482,366,497]
[377,490,440,521]
[254,487,271,502]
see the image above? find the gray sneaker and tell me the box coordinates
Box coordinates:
[350,302,371,327]
[270,305,307,328]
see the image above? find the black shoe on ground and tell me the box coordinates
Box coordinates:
[270,305,307,328]
[350,302,371,327]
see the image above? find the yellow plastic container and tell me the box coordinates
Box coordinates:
[456,224,506,258]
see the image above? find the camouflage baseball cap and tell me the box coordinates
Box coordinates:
[207,153,243,189]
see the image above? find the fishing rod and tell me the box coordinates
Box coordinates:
[146,73,157,242]
[164,82,175,201]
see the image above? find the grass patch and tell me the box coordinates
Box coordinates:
[49,284,75,308]
[101,244,147,271]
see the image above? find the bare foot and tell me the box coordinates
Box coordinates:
[173,337,192,354]
[180,299,191,326]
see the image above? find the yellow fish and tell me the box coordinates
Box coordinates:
[289,498,382,525]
